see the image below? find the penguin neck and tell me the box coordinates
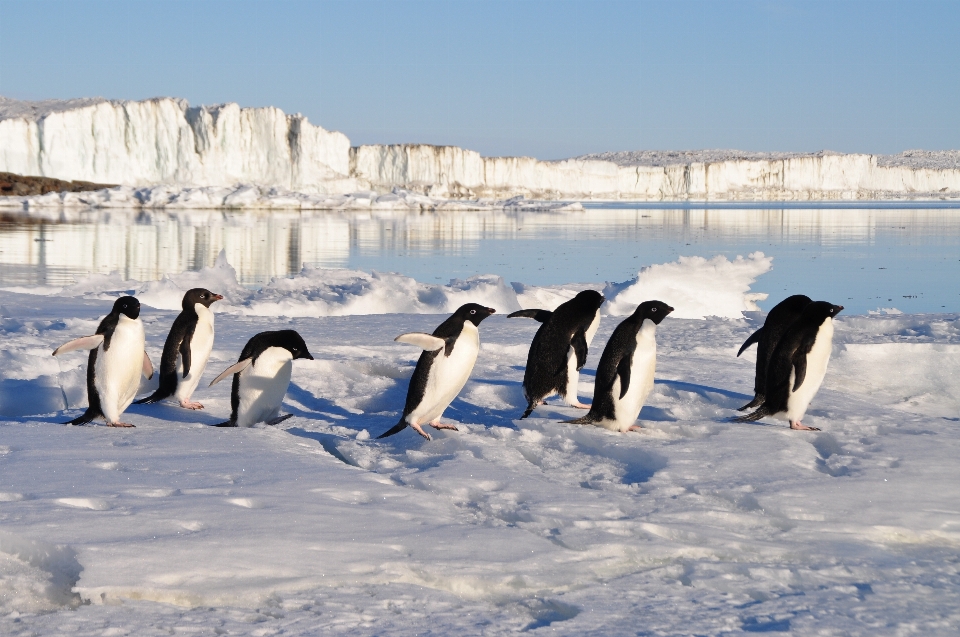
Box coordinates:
[637,318,657,340]
[194,303,214,324]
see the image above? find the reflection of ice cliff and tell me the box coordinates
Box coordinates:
[2,97,960,205]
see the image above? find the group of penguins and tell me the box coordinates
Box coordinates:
[51,286,843,437]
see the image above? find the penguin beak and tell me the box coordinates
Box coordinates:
[666,306,675,314]
[212,294,224,302]
[301,351,314,360]
[487,307,496,315]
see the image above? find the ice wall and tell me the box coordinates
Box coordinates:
[0,97,355,193]
[3,96,960,201]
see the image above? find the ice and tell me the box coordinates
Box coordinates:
[3,96,960,204]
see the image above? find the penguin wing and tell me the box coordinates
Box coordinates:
[142,352,154,380]
[571,327,589,371]
[616,352,633,399]
[737,327,763,357]
[395,333,445,351]
[507,309,553,323]
[52,334,104,356]
[179,328,193,378]
[209,358,252,386]
[791,333,817,391]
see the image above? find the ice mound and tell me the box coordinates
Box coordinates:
[602,252,772,319]
[0,531,81,613]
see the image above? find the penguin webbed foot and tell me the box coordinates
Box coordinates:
[627,425,644,433]
[107,422,136,428]
[789,421,820,431]
[429,421,459,432]
[410,422,433,441]
[568,401,590,409]
[179,400,205,410]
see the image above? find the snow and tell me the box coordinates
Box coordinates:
[1,254,959,634]
[3,96,960,204]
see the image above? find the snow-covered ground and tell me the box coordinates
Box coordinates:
[1,254,959,635]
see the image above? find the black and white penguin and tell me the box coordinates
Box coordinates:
[566,300,673,432]
[135,288,223,409]
[53,296,154,427]
[378,303,496,441]
[734,301,843,431]
[208,330,314,427]
[736,294,812,411]
[509,290,605,419]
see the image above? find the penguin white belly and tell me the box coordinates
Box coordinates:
[563,310,601,405]
[95,316,145,424]
[236,347,293,427]
[783,318,834,423]
[174,304,215,403]
[606,320,657,432]
[409,322,479,424]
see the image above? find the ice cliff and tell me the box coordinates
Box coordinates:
[3,96,960,204]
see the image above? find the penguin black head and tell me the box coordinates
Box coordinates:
[573,289,605,311]
[112,296,141,320]
[274,330,314,360]
[632,300,674,325]
[454,303,497,326]
[802,301,844,324]
[183,288,224,310]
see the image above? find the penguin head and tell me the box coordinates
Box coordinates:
[803,301,844,324]
[633,300,674,325]
[455,303,497,326]
[276,330,314,360]
[573,289,605,311]
[112,296,141,320]
[183,288,224,309]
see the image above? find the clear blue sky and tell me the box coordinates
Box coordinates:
[1,0,958,159]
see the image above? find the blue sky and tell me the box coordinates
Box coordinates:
[1,0,958,159]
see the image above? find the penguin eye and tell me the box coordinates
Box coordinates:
[652,308,657,312]
[200,294,206,298]
[292,347,298,353]
[470,309,476,314]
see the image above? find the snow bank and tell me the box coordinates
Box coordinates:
[23,253,771,320]
[3,96,960,204]
[603,252,772,319]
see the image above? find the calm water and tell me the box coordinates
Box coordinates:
[1,206,959,314]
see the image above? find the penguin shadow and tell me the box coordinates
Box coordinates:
[283,383,366,426]
[653,379,776,426]
[125,401,226,426]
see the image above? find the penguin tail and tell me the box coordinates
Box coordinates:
[377,419,408,439]
[563,413,598,425]
[736,394,764,412]
[133,390,170,405]
[64,408,101,426]
[519,403,537,420]
[731,405,770,423]
[213,420,237,428]
[134,377,176,405]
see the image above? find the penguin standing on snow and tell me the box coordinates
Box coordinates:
[208,330,314,427]
[53,296,154,427]
[378,303,496,441]
[735,294,812,411]
[734,301,843,431]
[510,290,605,419]
[135,288,223,410]
[566,300,673,432]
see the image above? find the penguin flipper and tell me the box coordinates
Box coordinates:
[377,419,409,439]
[616,354,633,399]
[737,328,763,357]
[209,359,252,387]
[507,309,553,323]
[52,335,104,356]
[395,333,445,351]
[571,328,589,370]
[731,405,770,423]
[142,352,154,380]
[791,334,816,391]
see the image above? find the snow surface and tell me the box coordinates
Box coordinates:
[1,254,959,634]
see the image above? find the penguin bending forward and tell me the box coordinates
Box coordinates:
[208,330,314,427]
[510,290,605,419]
[53,296,154,427]
[135,288,223,409]
[735,294,811,411]
[379,303,496,441]
[566,301,673,432]
[733,301,843,431]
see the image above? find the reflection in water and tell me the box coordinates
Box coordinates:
[1,208,959,314]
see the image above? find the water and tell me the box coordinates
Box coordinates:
[1,206,958,314]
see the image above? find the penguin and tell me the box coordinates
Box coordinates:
[208,330,314,427]
[566,300,673,432]
[378,303,496,441]
[735,294,812,411]
[53,296,154,427]
[134,288,223,409]
[733,301,843,431]
[509,290,605,419]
